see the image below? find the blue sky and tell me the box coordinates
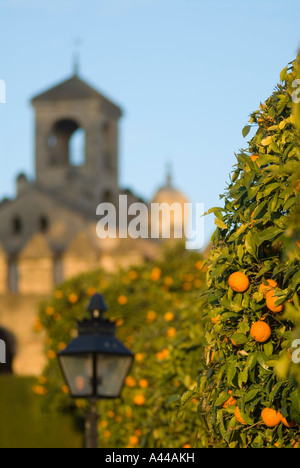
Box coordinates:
[0,0,300,244]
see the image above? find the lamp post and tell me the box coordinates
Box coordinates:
[58,293,134,449]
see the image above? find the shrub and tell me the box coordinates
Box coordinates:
[37,243,206,448]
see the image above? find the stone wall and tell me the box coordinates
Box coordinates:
[0,294,47,376]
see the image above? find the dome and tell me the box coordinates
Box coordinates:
[150,168,189,241]
[152,185,189,206]
[151,169,189,206]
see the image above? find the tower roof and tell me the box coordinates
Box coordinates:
[31,74,122,116]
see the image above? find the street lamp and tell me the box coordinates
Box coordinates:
[58,293,134,449]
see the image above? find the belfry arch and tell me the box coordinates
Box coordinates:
[47,118,85,167]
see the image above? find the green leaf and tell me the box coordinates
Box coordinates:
[245,231,257,258]
[263,342,273,357]
[242,125,251,138]
[214,218,229,230]
[226,361,237,386]
[232,333,249,345]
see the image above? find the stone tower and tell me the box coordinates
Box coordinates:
[31,70,122,211]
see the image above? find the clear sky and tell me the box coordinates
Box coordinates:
[0,0,300,245]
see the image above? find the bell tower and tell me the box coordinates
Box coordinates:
[31,71,122,209]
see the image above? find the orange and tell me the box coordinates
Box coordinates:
[134,394,145,406]
[167,327,176,338]
[146,310,157,323]
[135,353,144,363]
[223,391,237,409]
[211,314,221,325]
[228,272,250,293]
[139,379,149,389]
[164,276,173,286]
[46,306,55,316]
[259,279,278,297]
[68,293,79,304]
[235,406,246,425]
[164,312,175,322]
[125,376,136,388]
[261,408,282,428]
[151,267,162,282]
[266,290,284,314]
[47,349,56,359]
[250,321,271,343]
[251,154,262,167]
[118,295,128,306]
[33,385,47,396]
[129,435,139,446]
[281,417,297,428]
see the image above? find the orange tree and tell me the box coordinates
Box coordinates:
[176,58,300,448]
[35,243,206,448]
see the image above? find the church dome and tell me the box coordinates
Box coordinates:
[151,170,189,206]
[150,168,189,241]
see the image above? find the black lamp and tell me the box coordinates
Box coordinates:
[58,293,134,399]
[58,293,134,448]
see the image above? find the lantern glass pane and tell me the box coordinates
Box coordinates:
[96,355,132,397]
[60,354,93,397]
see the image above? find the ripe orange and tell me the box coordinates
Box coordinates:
[151,267,162,282]
[250,321,271,343]
[125,376,136,388]
[235,406,246,425]
[223,391,237,409]
[118,295,128,306]
[259,279,278,297]
[139,379,149,389]
[129,435,139,446]
[261,408,282,428]
[134,394,145,406]
[146,310,157,323]
[266,290,284,314]
[68,293,79,304]
[164,312,175,322]
[228,272,250,293]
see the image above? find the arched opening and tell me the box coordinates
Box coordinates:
[0,327,16,374]
[69,128,86,167]
[12,216,22,236]
[48,119,85,167]
[39,216,49,234]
